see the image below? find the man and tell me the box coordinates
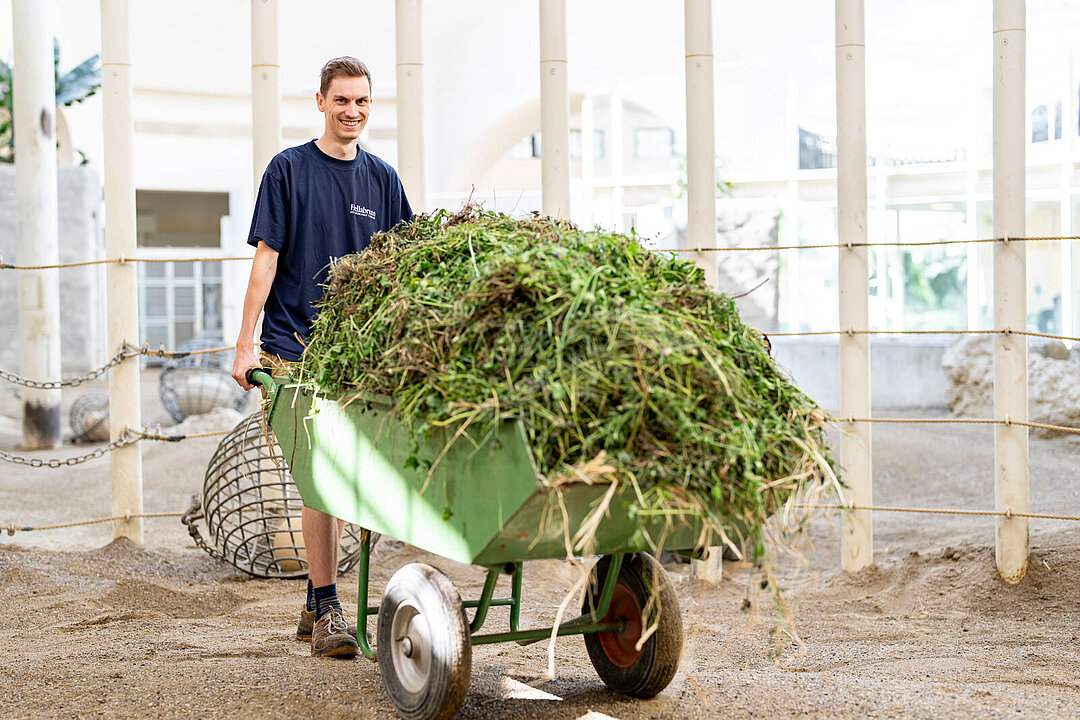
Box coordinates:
[231,56,412,659]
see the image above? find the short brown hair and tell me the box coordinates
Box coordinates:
[319,56,372,96]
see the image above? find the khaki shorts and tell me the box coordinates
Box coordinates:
[257,351,294,451]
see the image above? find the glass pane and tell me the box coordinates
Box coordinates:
[793,205,838,332]
[892,202,967,331]
[202,282,223,336]
[146,262,167,279]
[634,128,674,159]
[201,261,222,279]
[173,263,195,278]
[146,286,168,317]
[174,322,195,346]
[1026,200,1061,333]
[174,286,196,317]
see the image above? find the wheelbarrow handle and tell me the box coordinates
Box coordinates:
[245,367,274,390]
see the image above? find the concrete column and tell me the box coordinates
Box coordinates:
[836,0,872,572]
[251,0,280,194]
[12,0,62,450]
[101,0,143,543]
[396,0,426,211]
[993,0,1028,584]
[685,0,717,288]
[539,0,570,218]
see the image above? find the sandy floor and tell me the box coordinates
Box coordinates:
[2,374,1080,719]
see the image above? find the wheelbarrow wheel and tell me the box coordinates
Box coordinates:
[582,553,683,698]
[377,563,472,720]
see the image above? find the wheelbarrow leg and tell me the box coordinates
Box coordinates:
[355,530,377,660]
[510,561,522,632]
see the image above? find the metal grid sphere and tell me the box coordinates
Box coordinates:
[201,410,364,578]
[69,392,110,443]
[158,337,249,423]
[159,366,249,423]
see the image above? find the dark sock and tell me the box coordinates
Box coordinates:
[305,579,315,612]
[313,584,341,621]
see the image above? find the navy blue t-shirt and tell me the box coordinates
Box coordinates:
[247,141,412,360]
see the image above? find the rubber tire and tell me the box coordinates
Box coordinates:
[377,563,472,720]
[582,553,683,698]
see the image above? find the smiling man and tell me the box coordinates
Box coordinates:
[232,56,412,658]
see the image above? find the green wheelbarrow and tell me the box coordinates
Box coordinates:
[250,369,704,720]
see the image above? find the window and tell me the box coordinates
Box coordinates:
[139,260,225,360]
[634,127,675,159]
[570,129,605,160]
[508,134,537,159]
[1055,101,1062,140]
[1032,105,1049,143]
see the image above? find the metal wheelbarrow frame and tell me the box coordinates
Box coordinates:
[251,369,703,720]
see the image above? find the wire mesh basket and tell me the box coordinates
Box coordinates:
[69,392,110,443]
[159,337,249,423]
[197,410,365,578]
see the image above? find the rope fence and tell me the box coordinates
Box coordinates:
[1,511,185,536]
[3,235,1080,270]
[793,503,1080,523]
[764,328,1080,343]
[0,255,250,270]
[651,233,1080,255]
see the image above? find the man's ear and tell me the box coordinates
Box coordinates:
[315,92,325,112]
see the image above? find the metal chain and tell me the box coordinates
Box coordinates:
[0,346,139,389]
[179,494,222,560]
[0,431,138,468]
[0,342,238,390]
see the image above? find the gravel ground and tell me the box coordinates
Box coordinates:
[2,375,1079,719]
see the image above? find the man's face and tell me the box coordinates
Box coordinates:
[316,75,371,144]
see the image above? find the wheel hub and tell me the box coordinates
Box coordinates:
[597,582,643,668]
[390,602,431,693]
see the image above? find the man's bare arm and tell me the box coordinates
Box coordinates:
[232,241,279,389]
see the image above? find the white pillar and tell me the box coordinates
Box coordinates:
[685,0,717,288]
[251,0,280,194]
[993,0,1028,584]
[13,0,62,450]
[684,0,721,582]
[836,0,872,572]
[539,0,570,218]
[610,94,624,231]
[101,0,143,543]
[580,94,595,228]
[396,0,426,212]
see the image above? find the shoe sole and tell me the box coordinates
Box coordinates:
[313,642,359,659]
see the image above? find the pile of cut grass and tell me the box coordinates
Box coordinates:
[300,208,834,555]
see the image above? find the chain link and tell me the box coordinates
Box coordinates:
[0,346,140,390]
[0,431,138,468]
[0,343,237,390]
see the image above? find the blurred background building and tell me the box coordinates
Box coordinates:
[0,0,1077,359]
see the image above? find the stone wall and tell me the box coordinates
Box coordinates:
[0,165,105,375]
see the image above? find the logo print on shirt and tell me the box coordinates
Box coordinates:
[350,204,376,220]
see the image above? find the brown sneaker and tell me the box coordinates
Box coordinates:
[296,606,360,643]
[310,607,359,658]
